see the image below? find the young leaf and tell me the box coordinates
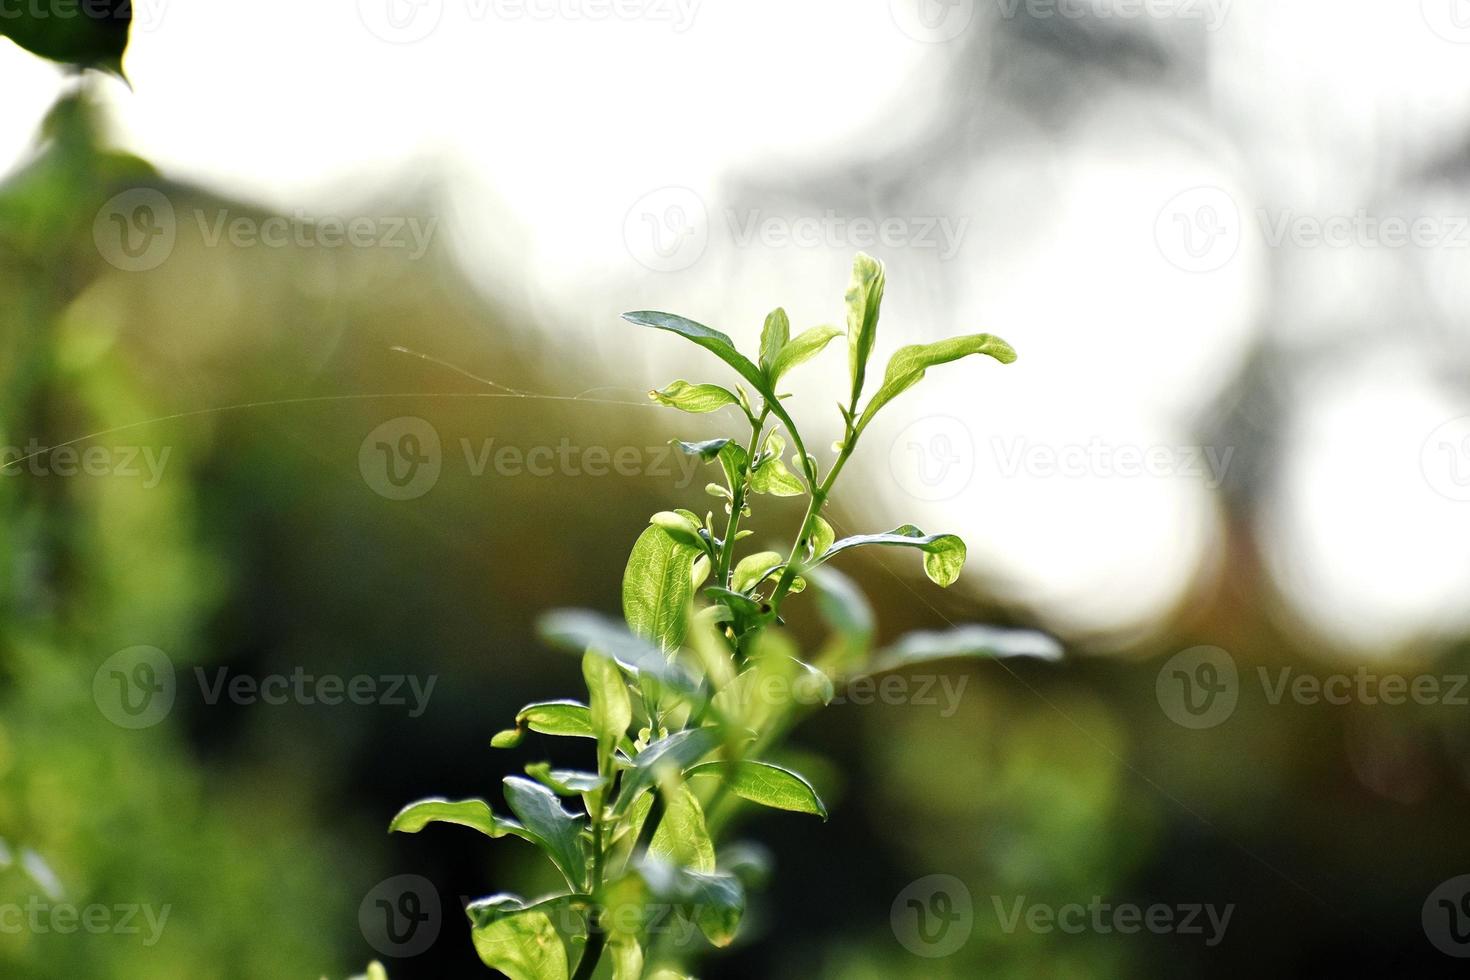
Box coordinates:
[608,935,644,980]
[820,525,966,587]
[868,624,1063,673]
[716,442,748,495]
[844,253,886,409]
[732,552,784,594]
[649,380,739,414]
[855,333,1015,430]
[748,432,804,497]
[622,311,769,395]
[686,761,828,819]
[807,514,836,561]
[770,324,843,385]
[493,700,597,750]
[583,651,632,770]
[502,777,588,888]
[647,512,705,552]
[468,896,569,980]
[389,798,533,841]
[649,778,716,872]
[758,308,790,375]
[623,524,700,650]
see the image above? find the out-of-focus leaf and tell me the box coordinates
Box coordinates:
[868,624,1063,673]
[0,1,131,76]
[634,858,744,948]
[614,727,731,817]
[539,610,701,696]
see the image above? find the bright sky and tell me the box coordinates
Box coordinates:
[4,0,1470,651]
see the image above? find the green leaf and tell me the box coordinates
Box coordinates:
[732,552,784,594]
[647,512,705,552]
[614,727,731,818]
[758,308,790,375]
[623,524,700,650]
[845,253,886,410]
[622,311,769,395]
[492,700,596,749]
[389,798,532,841]
[525,763,608,796]
[748,432,805,497]
[0,5,130,76]
[855,333,1015,430]
[820,525,967,587]
[869,624,1063,674]
[808,515,836,561]
[502,777,588,889]
[608,935,644,980]
[649,779,716,872]
[583,651,632,771]
[716,442,748,494]
[468,896,570,980]
[686,761,828,819]
[770,324,843,385]
[649,380,740,414]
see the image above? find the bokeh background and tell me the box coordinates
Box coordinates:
[3,0,1470,976]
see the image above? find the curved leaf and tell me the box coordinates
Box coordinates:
[389,798,532,841]
[583,651,632,771]
[732,552,784,594]
[856,333,1015,430]
[613,727,730,818]
[622,311,768,394]
[502,777,588,888]
[492,699,596,748]
[650,380,739,414]
[748,432,805,497]
[686,761,828,819]
[539,610,702,696]
[820,525,967,587]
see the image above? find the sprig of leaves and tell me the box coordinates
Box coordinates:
[392,253,1053,979]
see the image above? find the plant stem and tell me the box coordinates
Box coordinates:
[571,928,606,980]
[769,434,856,614]
[716,414,767,588]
